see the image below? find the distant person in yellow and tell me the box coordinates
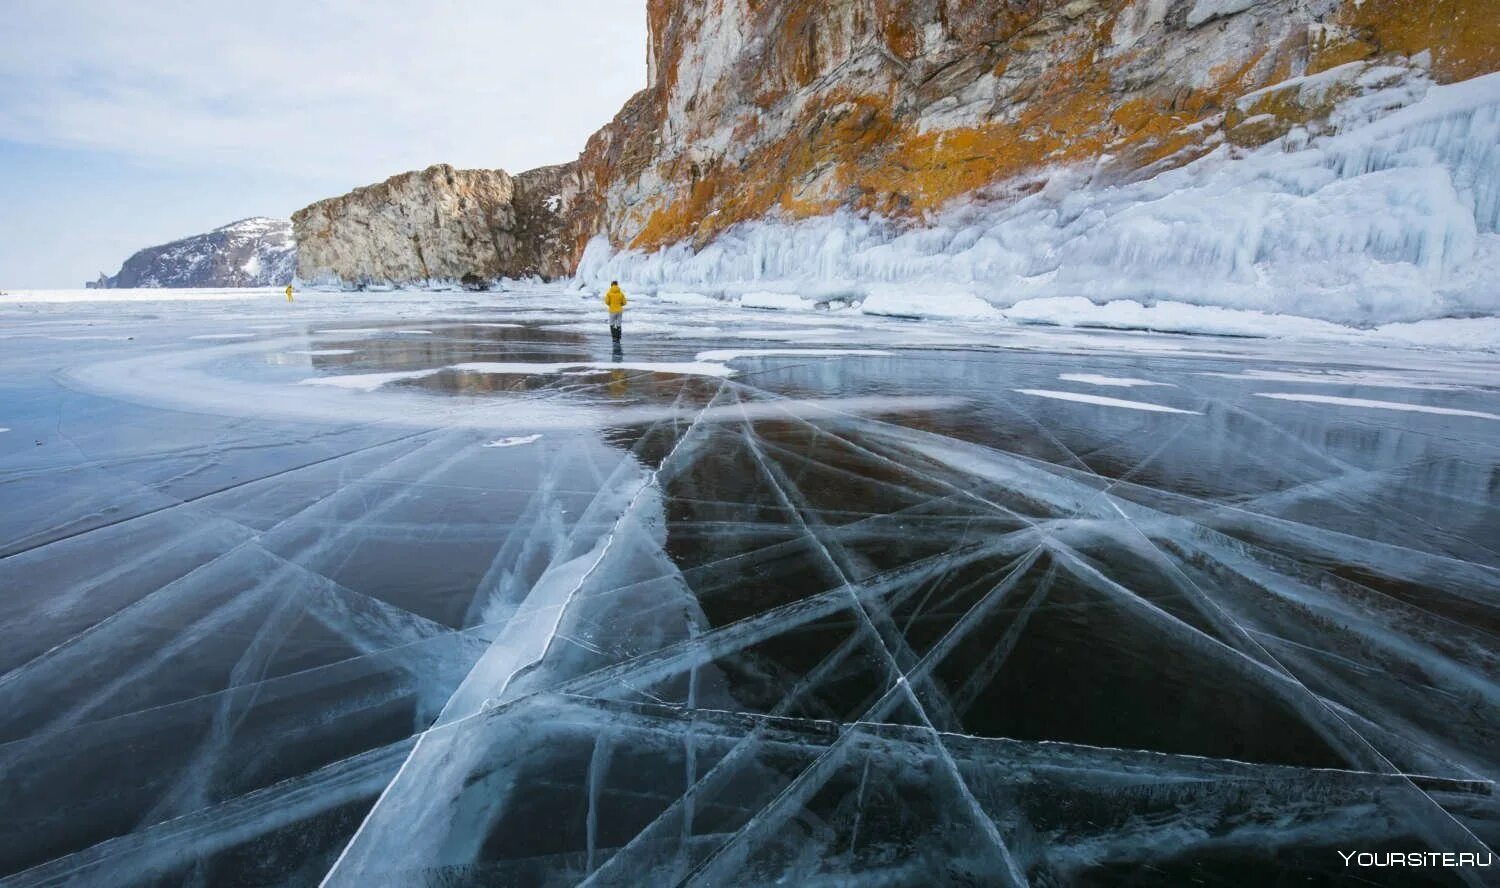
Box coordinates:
[603,281,627,343]
[285,285,294,302]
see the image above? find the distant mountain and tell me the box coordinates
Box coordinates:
[90,217,295,288]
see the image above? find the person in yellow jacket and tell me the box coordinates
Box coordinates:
[603,281,627,342]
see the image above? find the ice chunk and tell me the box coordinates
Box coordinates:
[483,434,543,448]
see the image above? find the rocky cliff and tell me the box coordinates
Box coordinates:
[93,217,295,288]
[570,0,1496,257]
[295,0,1498,311]
[293,164,580,288]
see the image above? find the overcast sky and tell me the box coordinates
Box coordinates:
[0,1,647,288]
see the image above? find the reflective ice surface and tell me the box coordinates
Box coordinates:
[1,289,1497,886]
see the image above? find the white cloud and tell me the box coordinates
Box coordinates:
[0,0,648,182]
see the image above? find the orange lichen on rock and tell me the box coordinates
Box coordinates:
[1337,0,1500,83]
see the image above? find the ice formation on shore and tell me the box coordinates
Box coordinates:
[580,72,1500,327]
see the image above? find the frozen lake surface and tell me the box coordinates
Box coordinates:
[1,288,1498,885]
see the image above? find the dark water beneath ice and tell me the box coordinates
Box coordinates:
[0,292,1497,886]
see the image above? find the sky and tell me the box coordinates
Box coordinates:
[0,1,648,288]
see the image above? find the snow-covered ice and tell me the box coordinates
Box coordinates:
[1058,373,1174,388]
[694,347,891,363]
[1014,388,1201,414]
[1254,392,1500,421]
[1,286,1497,885]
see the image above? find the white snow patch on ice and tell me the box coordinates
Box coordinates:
[1202,368,1469,390]
[189,333,257,340]
[286,349,357,356]
[1059,373,1175,388]
[484,434,543,448]
[695,348,891,363]
[1015,389,1201,414]
[1254,392,1500,420]
[297,370,439,391]
[297,358,738,391]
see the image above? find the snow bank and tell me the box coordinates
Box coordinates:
[1367,315,1500,350]
[860,283,1001,320]
[741,291,813,311]
[1001,296,1351,338]
[578,71,1500,328]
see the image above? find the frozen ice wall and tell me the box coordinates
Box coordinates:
[580,72,1500,327]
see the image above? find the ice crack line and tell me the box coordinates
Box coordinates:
[320,382,730,886]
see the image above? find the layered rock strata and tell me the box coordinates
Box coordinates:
[293,164,579,287]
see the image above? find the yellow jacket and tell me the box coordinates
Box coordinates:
[603,284,627,314]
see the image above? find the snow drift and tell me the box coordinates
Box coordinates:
[579,71,1500,328]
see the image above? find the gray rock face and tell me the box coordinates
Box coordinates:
[95,218,295,288]
[292,164,579,288]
